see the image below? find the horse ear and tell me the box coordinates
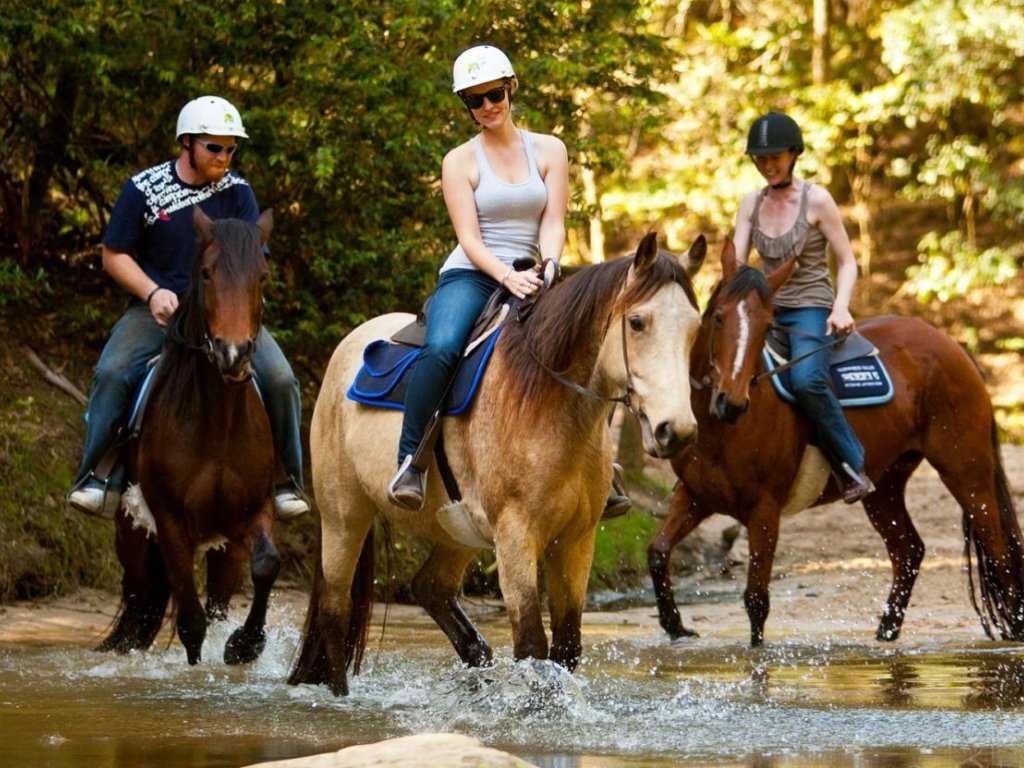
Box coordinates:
[720,238,738,282]
[766,257,797,294]
[193,206,215,244]
[633,231,659,274]
[256,209,273,246]
[678,234,706,278]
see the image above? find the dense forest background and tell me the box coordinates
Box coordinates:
[1,0,1022,600]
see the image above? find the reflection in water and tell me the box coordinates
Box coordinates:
[2,615,1024,768]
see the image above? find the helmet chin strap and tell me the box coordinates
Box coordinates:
[770,155,798,189]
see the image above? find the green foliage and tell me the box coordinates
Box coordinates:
[589,512,660,592]
[904,230,1023,302]
[0,260,51,306]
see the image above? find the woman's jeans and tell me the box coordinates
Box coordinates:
[773,306,865,474]
[397,269,499,463]
[73,302,304,490]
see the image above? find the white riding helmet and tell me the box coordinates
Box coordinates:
[175,95,249,140]
[451,45,515,93]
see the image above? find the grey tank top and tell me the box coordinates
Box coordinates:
[440,130,548,273]
[751,182,834,309]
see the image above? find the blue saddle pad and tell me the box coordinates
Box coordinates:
[347,326,504,414]
[762,348,894,407]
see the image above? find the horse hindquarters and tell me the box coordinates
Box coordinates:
[288,527,375,696]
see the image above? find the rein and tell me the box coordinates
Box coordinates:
[691,301,843,391]
[750,325,844,384]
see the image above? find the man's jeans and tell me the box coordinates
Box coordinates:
[73,303,303,490]
[397,269,498,462]
[773,306,865,474]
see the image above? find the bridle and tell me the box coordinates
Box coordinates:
[525,310,641,417]
[692,292,841,391]
[166,250,263,379]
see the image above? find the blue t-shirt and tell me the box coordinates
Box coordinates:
[102,160,259,296]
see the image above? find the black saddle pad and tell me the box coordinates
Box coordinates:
[346,325,504,414]
[762,332,894,407]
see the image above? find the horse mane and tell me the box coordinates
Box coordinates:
[500,251,698,409]
[152,218,263,419]
[704,264,770,320]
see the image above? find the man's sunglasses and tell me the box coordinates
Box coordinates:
[195,138,238,156]
[460,85,507,110]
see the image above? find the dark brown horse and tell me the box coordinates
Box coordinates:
[649,240,1024,646]
[97,208,280,665]
[289,233,705,695]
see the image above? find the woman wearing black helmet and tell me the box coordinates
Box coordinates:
[732,111,874,504]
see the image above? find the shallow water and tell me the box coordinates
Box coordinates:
[3,603,1024,768]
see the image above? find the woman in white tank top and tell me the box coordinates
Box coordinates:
[388,44,569,509]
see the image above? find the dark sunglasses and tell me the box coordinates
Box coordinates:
[195,138,238,156]
[460,85,507,110]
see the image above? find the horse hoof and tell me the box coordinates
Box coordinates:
[224,628,266,665]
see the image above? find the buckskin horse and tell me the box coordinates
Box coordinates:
[289,232,705,695]
[649,240,1024,646]
[97,208,280,666]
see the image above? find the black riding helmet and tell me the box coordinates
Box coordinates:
[746,112,804,156]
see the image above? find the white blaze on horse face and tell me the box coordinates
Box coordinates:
[730,300,751,381]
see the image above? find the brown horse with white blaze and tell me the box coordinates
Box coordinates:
[289,232,705,695]
[649,239,1024,646]
[97,208,280,666]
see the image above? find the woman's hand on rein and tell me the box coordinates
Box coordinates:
[503,265,543,299]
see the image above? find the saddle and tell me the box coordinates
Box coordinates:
[347,258,535,413]
[762,329,894,407]
[346,296,511,413]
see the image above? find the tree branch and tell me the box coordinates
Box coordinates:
[25,347,88,406]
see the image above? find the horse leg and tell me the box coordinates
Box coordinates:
[157,527,206,665]
[412,543,492,667]
[98,522,170,653]
[932,433,1024,640]
[295,509,376,695]
[648,482,711,640]
[861,459,925,641]
[493,523,548,662]
[744,507,781,647]
[204,543,246,622]
[224,528,280,665]
[545,527,598,671]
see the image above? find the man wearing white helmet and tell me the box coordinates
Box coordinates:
[67,95,309,521]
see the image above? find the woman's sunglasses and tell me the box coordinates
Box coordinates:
[195,138,238,156]
[460,85,507,110]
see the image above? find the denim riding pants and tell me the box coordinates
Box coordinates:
[397,268,499,462]
[773,306,865,474]
[74,302,304,490]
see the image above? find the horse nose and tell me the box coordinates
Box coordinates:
[653,419,698,458]
[710,391,748,423]
[211,336,255,379]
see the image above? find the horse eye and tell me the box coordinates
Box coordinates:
[629,315,646,332]
[200,266,212,282]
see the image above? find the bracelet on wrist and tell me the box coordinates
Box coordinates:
[146,286,161,305]
[500,267,513,287]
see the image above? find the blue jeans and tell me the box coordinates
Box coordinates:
[774,306,865,474]
[74,302,304,491]
[397,269,498,462]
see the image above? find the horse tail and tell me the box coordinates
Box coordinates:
[963,417,1024,640]
[347,523,376,674]
[287,534,330,686]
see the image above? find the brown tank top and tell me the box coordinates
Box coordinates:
[751,182,834,309]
